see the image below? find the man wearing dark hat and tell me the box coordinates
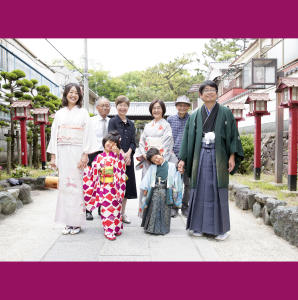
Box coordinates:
[167,95,191,218]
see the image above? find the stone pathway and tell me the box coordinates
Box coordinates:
[1,171,298,261]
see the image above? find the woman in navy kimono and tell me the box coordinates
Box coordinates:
[108,95,137,224]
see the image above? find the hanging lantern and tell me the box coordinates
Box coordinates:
[242,58,277,89]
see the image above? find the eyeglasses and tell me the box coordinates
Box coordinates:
[98,105,110,108]
[203,89,217,94]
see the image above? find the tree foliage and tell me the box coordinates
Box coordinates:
[0,70,27,102]
[203,39,237,62]
[202,39,253,63]
[88,54,205,102]
[28,84,61,168]
[0,69,61,169]
[238,134,254,174]
[0,70,28,167]
[139,54,204,101]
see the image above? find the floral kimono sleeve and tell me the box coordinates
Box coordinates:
[83,157,100,210]
[138,124,148,156]
[161,122,174,160]
[140,165,154,191]
[47,111,59,156]
[140,164,156,210]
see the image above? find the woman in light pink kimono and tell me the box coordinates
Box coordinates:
[47,83,99,235]
[136,99,176,215]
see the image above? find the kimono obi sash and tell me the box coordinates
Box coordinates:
[100,166,114,183]
[146,137,162,150]
[57,125,84,145]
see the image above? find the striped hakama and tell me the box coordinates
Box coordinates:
[186,142,230,235]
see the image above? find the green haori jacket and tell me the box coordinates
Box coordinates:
[179,104,244,189]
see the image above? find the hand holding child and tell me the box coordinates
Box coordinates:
[50,154,57,170]
[78,153,88,170]
[178,160,185,174]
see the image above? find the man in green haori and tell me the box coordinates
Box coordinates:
[178,80,244,241]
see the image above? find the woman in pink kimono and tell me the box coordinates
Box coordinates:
[83,131,127,241]
[47,83,99,235]
[136,99,176,215]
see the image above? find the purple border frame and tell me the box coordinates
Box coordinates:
[1,262,298,299]
[0,0,297,37]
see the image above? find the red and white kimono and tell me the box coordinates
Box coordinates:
[83,151,126,236]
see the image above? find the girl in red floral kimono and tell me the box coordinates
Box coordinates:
[83,131,126,240]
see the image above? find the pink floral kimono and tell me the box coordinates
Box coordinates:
[83,151,126,236]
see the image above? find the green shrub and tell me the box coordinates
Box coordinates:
[11,166,30,178]
[238,134,254,174]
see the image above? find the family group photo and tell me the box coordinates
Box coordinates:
[1,38,298,261]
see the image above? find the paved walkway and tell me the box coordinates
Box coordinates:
[1,169,298,261]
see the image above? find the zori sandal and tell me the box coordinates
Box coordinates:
[105,232,116,241]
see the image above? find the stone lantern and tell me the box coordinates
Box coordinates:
[226,103,245,128]
[276,77,298,191]
[33,108,49,124]
[33,108,50,169]
[245,93,271,180]
[11,100,33,166]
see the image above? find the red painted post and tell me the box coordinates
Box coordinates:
[20,118,28,166]
[288,106,298,191]
[40,123,46,170]
[254,114,261,180]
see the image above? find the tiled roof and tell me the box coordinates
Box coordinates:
[50,102,179,120]
[108,101,177,117]
[226,103,245,110]
[245,93,271,103]
[32,108,49,114]
[276,77,298,92]
[11,100,32,108]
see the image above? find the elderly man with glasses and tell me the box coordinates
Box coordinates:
[86,96,111,221]
[167,95,191,218]
[178,80,244,241]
